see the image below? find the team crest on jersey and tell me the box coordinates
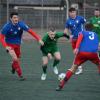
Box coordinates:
[76,20,79,23]
[18,27,21,30]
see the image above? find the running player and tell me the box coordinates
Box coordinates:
[64,7,86,74]
[0,12,44,81]
[40,27,69,80]
[56,23,100,91]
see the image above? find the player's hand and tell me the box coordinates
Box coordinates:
[70,35,73,42]
[63,33,70,40]
[6,46,12,53]
[6,46,18,61]
[47,53,52,60]
[39,39,44,46]
[74,48,79,55]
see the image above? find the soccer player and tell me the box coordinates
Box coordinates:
[40,27,69,80]
[89,9,100,56]
[0,12,44,81]
[64,7,86,74]
[56,23,100,91]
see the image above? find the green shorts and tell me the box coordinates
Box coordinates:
[41,47,59,56]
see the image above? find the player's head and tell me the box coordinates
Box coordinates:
[94,9,100,17]
[48,27,56,40]
[85,23,94,31]
[10,12,19,24]
[69,7,77,19]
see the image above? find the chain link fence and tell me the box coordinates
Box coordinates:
[0,0,100,33]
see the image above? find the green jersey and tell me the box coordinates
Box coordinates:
[41,32,66,55]
[89,16,100,40]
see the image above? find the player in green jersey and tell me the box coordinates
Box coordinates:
[40,27,69,80]
[89,9,100,55]
[89,9,100,39]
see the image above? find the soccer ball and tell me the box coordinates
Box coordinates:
[58,73,66,81]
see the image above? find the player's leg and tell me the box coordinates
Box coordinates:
[56,52,87,91]
[71,40,83,75]
[9,44,25,80]
[11,61,16,74]
[56,64,77,91]
[41,56,48,80]
[12,59,25,80]
[7,43,18,74]
[11,47,21,74]
[75,65,83,75]
[53,52,61,74]
[89,53,100,74]
[98,51,100,57]
[94,63,100,74]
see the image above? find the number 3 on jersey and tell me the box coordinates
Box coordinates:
[89,32,94,40]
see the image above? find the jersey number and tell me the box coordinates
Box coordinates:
[89,32,94,40]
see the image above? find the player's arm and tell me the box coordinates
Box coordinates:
[74,33,83,55]
[63,33,70,39]
[0,33,17,61]
[27,29,44,45]
[64,28,73,42]
[0,34,8,48]
[56,32,69,39]
[21,22,44,45]
[0,24,8,48]
[27,29,40,41]
[64,27,72,38]
[64,20,73,41]
[88,18,99,28]
[81,16,86,24]
[40,34,48,51]
[64,28,70,35]
[76,33,83,48]
[64,20,71,35]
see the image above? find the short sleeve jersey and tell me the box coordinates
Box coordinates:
[65,16,86,39]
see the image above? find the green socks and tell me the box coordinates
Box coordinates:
[53,59,60,67]
[42,65,47,73]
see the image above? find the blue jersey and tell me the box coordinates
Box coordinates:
[79,31,99,53]
[65,16,86,39]
[1,21,29,44]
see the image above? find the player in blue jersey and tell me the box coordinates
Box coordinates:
[56,23,100,91]
[64,7,86,74]
[0,12,44,81]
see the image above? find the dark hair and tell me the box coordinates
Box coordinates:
[69,7,76,12]
[10,12,18,18]
[49,27,55,32]
[85,23,94,31]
